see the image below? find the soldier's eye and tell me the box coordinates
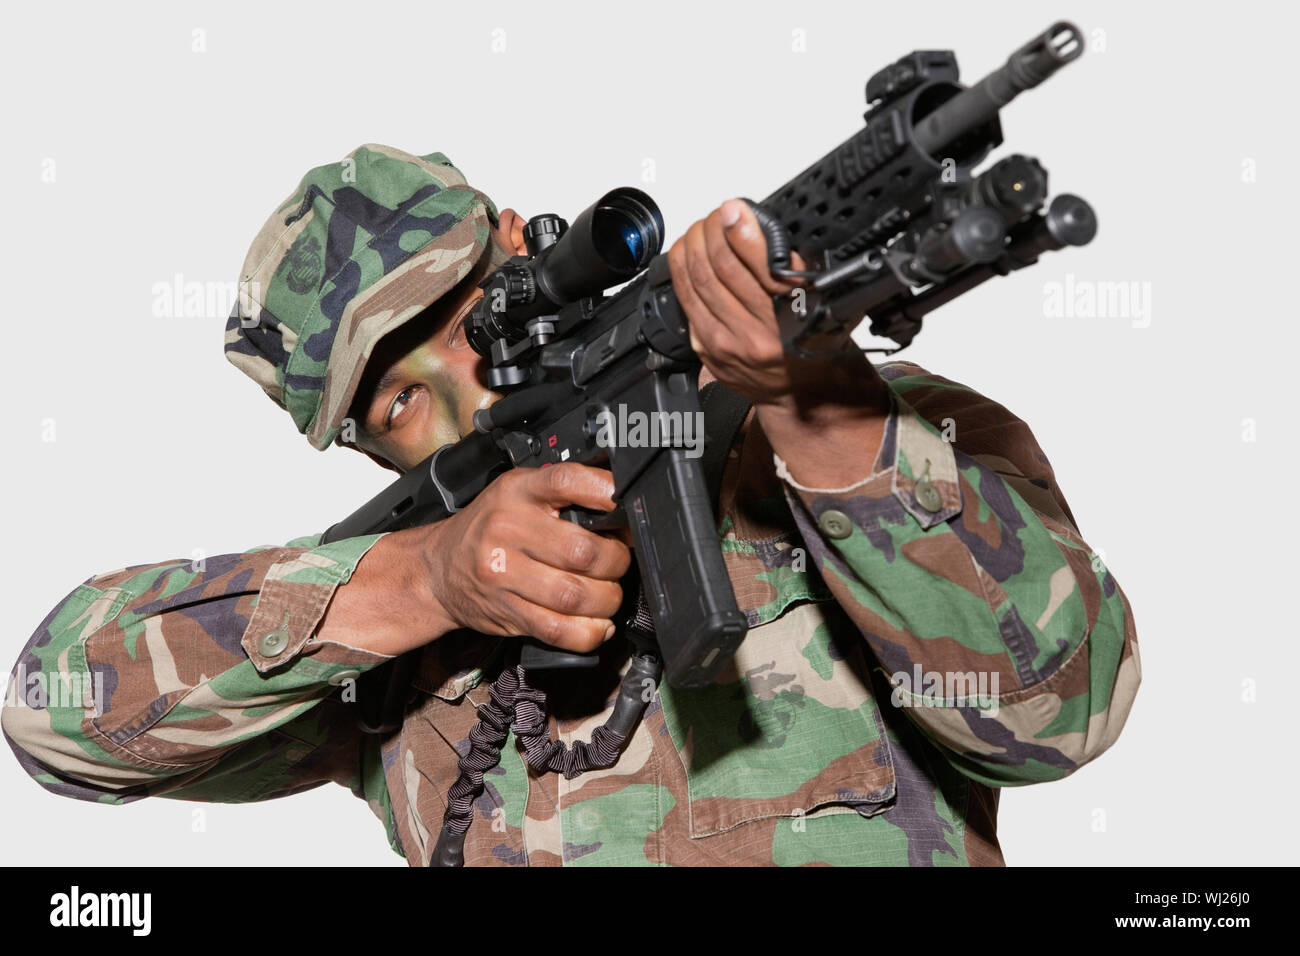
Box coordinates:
[386,386,419,428]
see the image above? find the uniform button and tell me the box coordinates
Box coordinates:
[328,669,362,686]
[258,612,291,657]
[818,509,854,539]
[258,629,288,657]
[915,480,942,513]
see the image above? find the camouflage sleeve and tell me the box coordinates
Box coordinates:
[776,360,1140,787]
[1,533,396,806]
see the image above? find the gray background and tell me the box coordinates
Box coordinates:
[1,0,1292,866]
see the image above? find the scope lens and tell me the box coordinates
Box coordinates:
[590,192,662,273]
[623,227,644,262]
[529,187,665,306]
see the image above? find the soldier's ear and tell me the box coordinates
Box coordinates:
[494,208,529,256]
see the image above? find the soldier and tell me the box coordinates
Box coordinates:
[3,145,1140,865]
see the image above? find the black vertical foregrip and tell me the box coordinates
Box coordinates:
[623,447,748,688]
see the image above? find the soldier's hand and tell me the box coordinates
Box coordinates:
[667,198,813,409]
[411,462,631,652]
[668,199,894,489]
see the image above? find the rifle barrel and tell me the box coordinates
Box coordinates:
[914,21,1084,156]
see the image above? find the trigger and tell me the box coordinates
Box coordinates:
[561,506,628,532]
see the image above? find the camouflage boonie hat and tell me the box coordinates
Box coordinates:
[225,144,508,449]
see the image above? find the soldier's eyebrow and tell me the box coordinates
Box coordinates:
[373,366,403,400]
[351,366,403,433]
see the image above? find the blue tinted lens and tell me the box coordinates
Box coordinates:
[623,227,643,261]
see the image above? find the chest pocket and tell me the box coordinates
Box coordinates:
[656,598,897,837]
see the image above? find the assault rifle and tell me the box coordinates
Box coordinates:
[324,21,1097,713]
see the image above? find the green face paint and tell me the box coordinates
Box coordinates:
[350,285,499,472]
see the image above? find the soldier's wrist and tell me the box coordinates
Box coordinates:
[319,529,455,654]
[389,524,462,642]
[759,400,889,492]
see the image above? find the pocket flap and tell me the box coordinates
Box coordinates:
[657,599,896,837]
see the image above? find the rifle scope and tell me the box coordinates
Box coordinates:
[466,187,664,356]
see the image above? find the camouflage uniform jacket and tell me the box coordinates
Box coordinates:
[2,361,1140,866]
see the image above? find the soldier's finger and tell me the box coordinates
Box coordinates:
[720,199,803,296]
[521,462,618,511]
[506,592,615,653]
[704,206,780,328]
[682,218,751,349]
[670,235,738,361]
[504,557,625,621]
[520,521,631,580]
